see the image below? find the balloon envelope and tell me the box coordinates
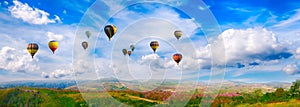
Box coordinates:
[122,49,128,55]
[85,31,92,38]
[130,45,135,51]
[173,53,182,65]
[27,43,39,58]
[128,51,132,56]
[174,30,183,40]
[150,41,159,53]
[48,40,58,54]
[104,25,117,41]
[82,41,88,50]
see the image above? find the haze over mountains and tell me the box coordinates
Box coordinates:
[0,78,292,92]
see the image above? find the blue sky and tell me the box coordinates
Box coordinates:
[0,0,300,83]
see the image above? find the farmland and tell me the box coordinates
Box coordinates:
[0,80,299,107]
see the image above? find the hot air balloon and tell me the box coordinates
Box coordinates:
[174,30,183,40]
[128,51,132,56]
[48,40,58,54]
[104,25,117,41]
[150,41,159,53]
[27,43,39,58]
[82,41,88,50]
[122,49,128,55]
[85,31,92,38]
[173,53,182,65]
[130,45,135,52]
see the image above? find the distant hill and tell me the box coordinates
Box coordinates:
[0,80,78,89]
[0,87,87,107]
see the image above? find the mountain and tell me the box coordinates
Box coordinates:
[0,80,77,89]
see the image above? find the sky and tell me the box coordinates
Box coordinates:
[0,0,300,83]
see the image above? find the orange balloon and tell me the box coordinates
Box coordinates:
[173,53,182,65]
[128,51,132,56]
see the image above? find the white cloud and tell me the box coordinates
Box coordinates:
[47,32,64,41]
[282,64,300,75]
[274,9,300,28]
[63,10,67,14]
[219,27,286,66]
[102,0,183,16]
[8,0,61,25]
[49,68,72,78]
[4,1,8,5]
[41,72,49,78]
[294,47,300,59]
[102,0,124,15]
[0,47,39,72]
[189,27,291,70]
[227,7,252,12]
[139,54,160,64]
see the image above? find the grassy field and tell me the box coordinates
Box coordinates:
[1,87,300,107]
[236,99,300,107]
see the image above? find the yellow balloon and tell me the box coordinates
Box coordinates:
[150,41,159,53]
[48,40,59,54]
[27,43,39,58]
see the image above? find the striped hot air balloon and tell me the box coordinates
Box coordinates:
[48,40,58,54]
[150,41,159,53]
[27,43,39,58]
[173,53,182,65]
[104,25,117,41]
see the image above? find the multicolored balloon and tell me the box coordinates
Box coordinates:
[173,53,182,65]
[104,25,117,41]
[150,41,159,53]
[48,40,58,54]
[27,43,39,58]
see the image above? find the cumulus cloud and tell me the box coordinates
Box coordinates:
[47,32,64,41]
[0,47,39,72]
[293,47,300,59]
[282,64,300,75]
[49,68,72,78]
[188,28,292,69]
[41,64,74,79]
[8,0,61,25]
[41,72,49,78]
[219,28,290,66]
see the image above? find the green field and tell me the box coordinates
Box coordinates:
[0,80,299,107]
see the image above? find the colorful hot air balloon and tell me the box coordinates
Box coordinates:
[128,51,132,56]
[85,31,92,38]
[150,41,159,53]
[82,41,88,50]
[174,30,183,40]
[104,25,117,41]
[173,53,182,65]
[130,45,135,52]
[48,40,58,54]
[122,49,128,55]
[27,43,39,58]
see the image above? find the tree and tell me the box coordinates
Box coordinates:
[288,80,300,98]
